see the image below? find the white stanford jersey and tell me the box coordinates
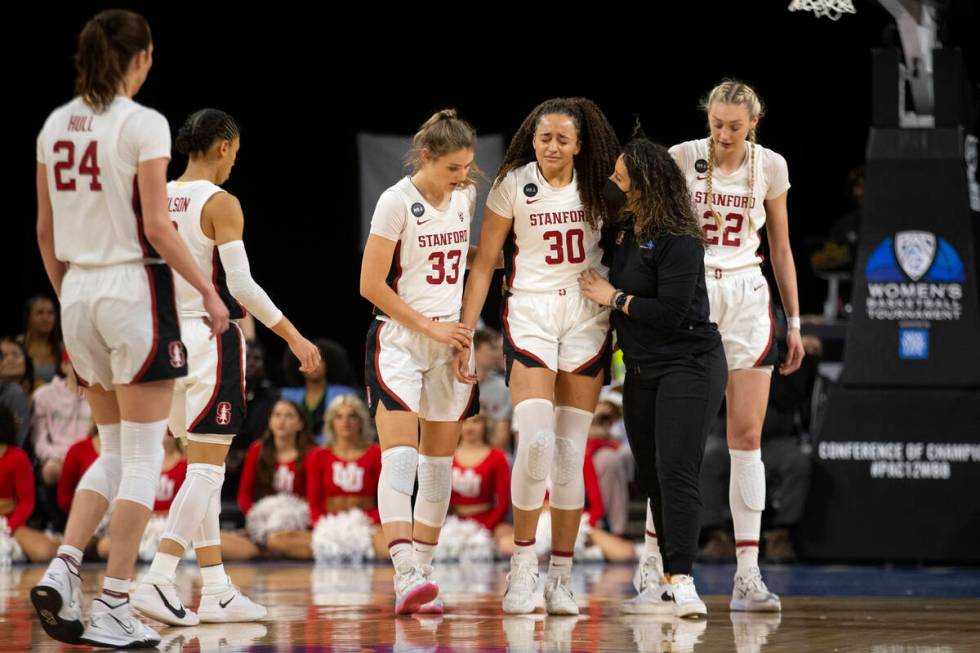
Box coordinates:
[670,138,790,273]
[369,177,476,321]
[167,180,245,319]
[486,162,605,293]
[37,96,171,267]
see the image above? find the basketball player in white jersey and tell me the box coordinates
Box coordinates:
[454,98,620,615]
[633,80,805,613]
[128,108,320,626]
[360,109,480,615]
[31,10,230,649]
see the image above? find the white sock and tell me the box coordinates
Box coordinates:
[389,541,415,571]
[57,544,83,568]
[200,563,227,590]
[147,552,180,583]
[548,552,573,580]
[413,539,435,567]
[513,538,537,566]
[101,575,130,603]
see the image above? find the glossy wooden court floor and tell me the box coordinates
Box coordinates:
[2,561,978,651]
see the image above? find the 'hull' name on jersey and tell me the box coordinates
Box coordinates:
[67,116,94,132]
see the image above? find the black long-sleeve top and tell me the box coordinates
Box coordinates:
[603,223,720,364]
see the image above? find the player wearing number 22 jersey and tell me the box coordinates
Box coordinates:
[669,138,790,370]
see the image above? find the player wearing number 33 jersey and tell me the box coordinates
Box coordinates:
[364,163,479,421]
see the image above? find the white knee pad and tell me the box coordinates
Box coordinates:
[194,483,223,550]
[730,448,765,543]
[549,406,591,510]
[511,398,555,511]
[76,423,123,501]
[163,463,225,549]
[378,446,418,524]
[75,453,123,502]
[730,449,766,511]
[413,455,453,528]
[116,420,167,510]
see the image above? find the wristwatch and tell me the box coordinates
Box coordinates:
[614,291,629,312]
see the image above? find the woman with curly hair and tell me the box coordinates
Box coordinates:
[456,97,620,616]
[579,134,726,619]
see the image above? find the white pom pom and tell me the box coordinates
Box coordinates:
[432,516,495,563]
[311,509,375,563]
[534,511,597,561]
[0,517,14,567]
[245,494,310,545]
[138,515,170,562]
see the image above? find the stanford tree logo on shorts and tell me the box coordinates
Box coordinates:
[216,401,232,426]
[168,342,186,368]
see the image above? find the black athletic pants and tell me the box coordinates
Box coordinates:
[623,343,727,575]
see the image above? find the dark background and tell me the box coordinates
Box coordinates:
[6,1,977,384]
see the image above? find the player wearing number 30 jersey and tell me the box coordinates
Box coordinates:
[456,97,621,617]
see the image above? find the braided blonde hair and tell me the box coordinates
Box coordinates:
[700,80,764,228]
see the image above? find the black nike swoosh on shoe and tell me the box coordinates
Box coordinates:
[219,595,236,609]
[109,614,136,635]
[154,585,187,619]
[662,592,674,602]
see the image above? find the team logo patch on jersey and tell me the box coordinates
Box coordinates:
[216,401,232,425]
[411,203,425,218]
[523,183,538,198]
[695,159,709,174]
[168,341,186,368]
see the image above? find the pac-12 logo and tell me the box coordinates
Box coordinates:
[864,230,965,321]
[168,342,186,368]
[411,203,425,218]
[216,401,232,426]
[523,183,538,198]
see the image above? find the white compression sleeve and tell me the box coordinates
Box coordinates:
[218,240,283,328]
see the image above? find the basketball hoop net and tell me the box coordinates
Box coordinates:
[788,0,857,20]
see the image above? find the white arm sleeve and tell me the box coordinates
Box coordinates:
[218,240,283,328]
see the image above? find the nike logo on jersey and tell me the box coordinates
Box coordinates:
[155,585,186,619]
[752,282,766,292]
[526,198,542,204]
[696,175,707,180]
[219,595,236,609]
[416,219,433,226]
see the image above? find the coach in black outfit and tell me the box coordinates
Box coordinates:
[580,136,727,588]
